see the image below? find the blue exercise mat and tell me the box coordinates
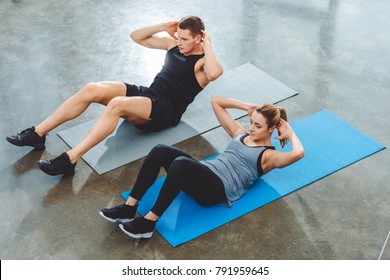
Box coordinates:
[121,109,385,247]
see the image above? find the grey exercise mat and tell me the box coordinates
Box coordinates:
[57,63,298,174]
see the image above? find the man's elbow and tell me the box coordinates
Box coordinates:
[130,31,140,43]
[210,96,217,110]
[210,95,223,105]
[207,69,223,81]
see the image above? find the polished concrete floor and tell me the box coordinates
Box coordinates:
[1,0,389,260]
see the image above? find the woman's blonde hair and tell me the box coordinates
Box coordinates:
[256,104,288,148]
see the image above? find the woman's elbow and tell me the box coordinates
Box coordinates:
[296,149,305,161]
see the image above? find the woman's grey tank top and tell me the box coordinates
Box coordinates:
[201,134,274,206]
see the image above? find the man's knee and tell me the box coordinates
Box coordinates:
[76,82,105,102]
[82,82,99,93]
[106,97,150,121]
[105,96,128,115]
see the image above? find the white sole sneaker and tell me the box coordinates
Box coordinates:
[99,211,134,223]
[119,224,153,239]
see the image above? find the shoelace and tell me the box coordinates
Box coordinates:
[17,127,48,137]
[48,155,66,164]
[17,127,34,136]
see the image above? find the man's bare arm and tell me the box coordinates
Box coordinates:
[130,21,178,50]
[201,30,223,81]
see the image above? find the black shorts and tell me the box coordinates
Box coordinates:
[124,83,180,132]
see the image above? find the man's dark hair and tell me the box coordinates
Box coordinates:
[178,16,205,37]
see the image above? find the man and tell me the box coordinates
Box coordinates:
[6,16,223,176]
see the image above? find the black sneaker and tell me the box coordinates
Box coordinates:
[6,127,46,150]
[99,204,137,223]
[36,152,76,176]
[119,217,156,239]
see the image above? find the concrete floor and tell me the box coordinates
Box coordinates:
[1,0,389,260]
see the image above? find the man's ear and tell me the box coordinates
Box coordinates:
[195,34,202,44]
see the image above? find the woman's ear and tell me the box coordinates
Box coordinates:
[269,125,276,134]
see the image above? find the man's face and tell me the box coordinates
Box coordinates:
[176,28,201,55]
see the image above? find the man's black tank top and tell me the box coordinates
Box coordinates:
[149,46,204,118]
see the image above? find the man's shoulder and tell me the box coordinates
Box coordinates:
[166,41,178,51]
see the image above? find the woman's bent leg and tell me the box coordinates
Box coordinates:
[150,156,226,217]
[129,145,192,202]
[99,145,192,224]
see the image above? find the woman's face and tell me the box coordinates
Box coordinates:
[248,111,274,142]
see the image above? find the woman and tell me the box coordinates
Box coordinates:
[99,96,304,239]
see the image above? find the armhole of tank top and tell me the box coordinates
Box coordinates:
[239,133,249,142]
[256,147,275,176]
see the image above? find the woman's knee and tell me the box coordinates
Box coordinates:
[146,145,191,171]
[148,144,174,159]
[169,156,194,173]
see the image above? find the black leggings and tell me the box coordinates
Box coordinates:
[130,144,227,217]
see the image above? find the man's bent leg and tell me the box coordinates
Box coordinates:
[35,81,127,136]
[67,96,152,163]
[6,82,127,150]
[37,96,152,175]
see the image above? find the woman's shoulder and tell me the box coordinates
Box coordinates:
[233,132,248,139]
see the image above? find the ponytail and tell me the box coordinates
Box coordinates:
[276,106,288,148]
